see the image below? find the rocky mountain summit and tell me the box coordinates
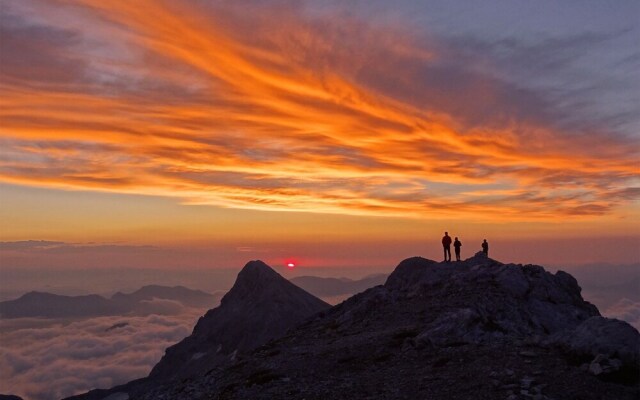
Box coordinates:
[67,260,329,400]
[129,253,639,400]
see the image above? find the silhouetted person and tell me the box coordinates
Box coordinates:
[482,239,489,256]
[442,232,452,262]
[453,237,462,261]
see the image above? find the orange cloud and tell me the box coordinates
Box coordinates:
[0,0,638,222]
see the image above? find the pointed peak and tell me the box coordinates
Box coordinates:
[223,260,285,301]
[241,259,273,271]
[238,260,281,281]
[219,259,328,310]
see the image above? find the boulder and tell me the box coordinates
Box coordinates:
[551,316,640,367]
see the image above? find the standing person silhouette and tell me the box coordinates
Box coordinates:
[442,232,452,262]
[453,237,462,261]
[482,239,489,256]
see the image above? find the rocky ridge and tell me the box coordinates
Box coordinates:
[132,253,639,400]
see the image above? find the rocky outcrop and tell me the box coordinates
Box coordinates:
[132,254,639,400]
[549,315,640,380]
[385,254,601,345]
[551,316,639,365]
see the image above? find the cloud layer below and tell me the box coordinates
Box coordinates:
[0,309,204,400]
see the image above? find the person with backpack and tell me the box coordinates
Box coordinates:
[482,239,489,256]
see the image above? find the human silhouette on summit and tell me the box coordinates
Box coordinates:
[453,237,462,261]
[442,232,452,262]
[482,239,489,256]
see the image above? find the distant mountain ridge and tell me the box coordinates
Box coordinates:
[0,285,219,319]
[111,285,217,308]
[290,274,387,298]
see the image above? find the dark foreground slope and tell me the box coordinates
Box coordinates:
[135,253,640,400]
[67,260,329,400]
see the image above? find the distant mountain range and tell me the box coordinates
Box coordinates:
[0,285,221,318]
[290,274,387,298]
[0,274,386,320]
[67,254,640,400]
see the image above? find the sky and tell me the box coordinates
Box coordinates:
[0,0,639,271]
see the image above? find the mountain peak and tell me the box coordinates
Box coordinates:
[236,259,280,280]
[242,259,272,270]
[144,260,329,383]
[220,260,295,306]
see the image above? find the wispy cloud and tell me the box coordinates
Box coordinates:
[0,240,65,250]
[0,0,637,221]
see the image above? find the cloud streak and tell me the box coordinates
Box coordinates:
[0,0,638,221]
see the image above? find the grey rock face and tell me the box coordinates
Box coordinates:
[551,316,640,366]
[386,256,601,345]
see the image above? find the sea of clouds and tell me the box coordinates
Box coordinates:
[0,306,205,400]
[603,299,640,331]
